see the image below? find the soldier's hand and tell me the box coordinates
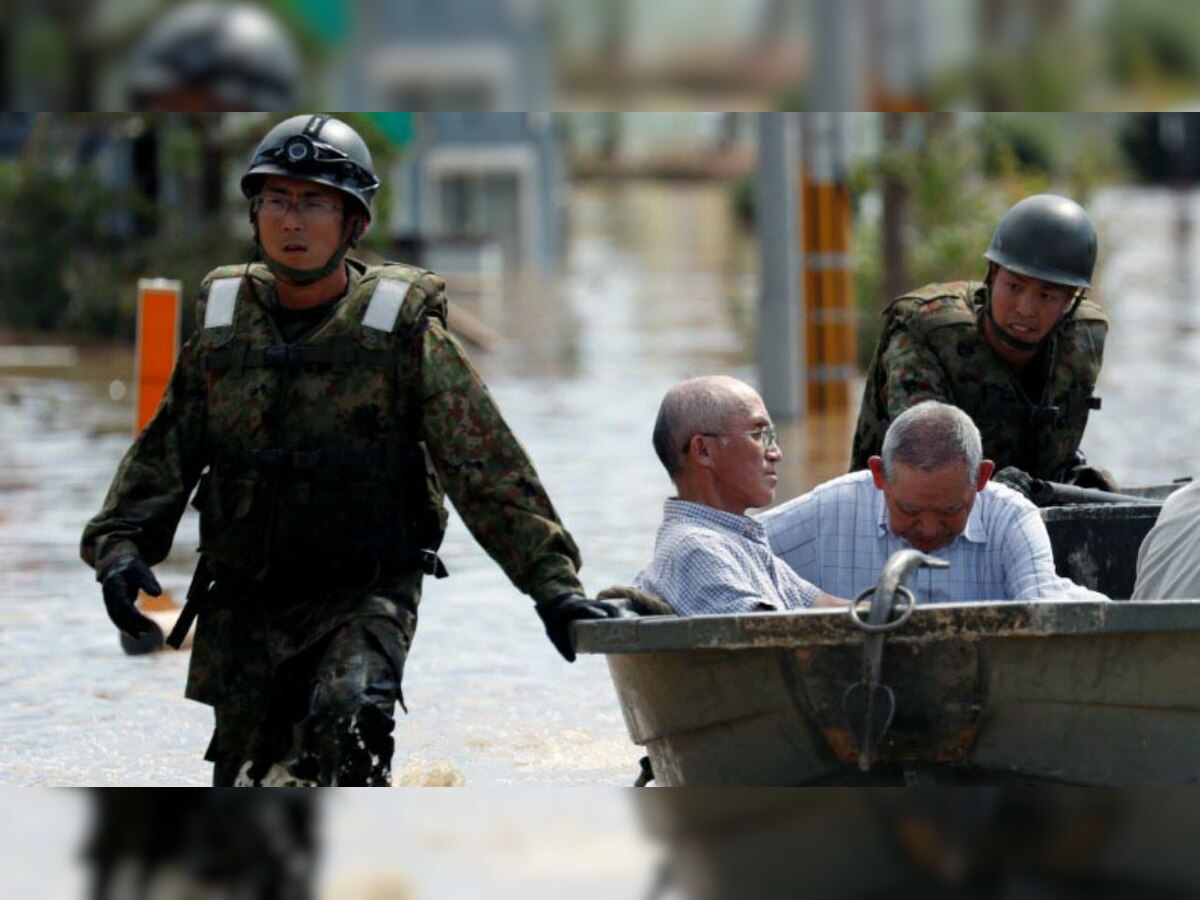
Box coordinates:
[536,593,631,663]
[993,466,1061,506]
[99,554,161,638]
[992,466,1037,500]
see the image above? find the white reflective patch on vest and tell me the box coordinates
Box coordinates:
[363,279,412,333]
[204,278,240,328]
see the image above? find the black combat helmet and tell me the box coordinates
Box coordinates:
[126,1,300,111]
[984,194,1097,290]
[241,114,381,221]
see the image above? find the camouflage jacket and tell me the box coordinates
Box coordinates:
[81,261,583,705]
[850,281,1108,479]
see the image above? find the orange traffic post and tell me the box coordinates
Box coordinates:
[135,278,182,434]
[126,278,184,654]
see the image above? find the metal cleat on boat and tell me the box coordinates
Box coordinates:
[843,549,949,773]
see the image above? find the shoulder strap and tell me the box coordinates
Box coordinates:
[198,264,272,336]
[360,265,448,335]
[885,281,978,310]
[887,282,980,338]
[363,279,413,333]
[1069,297,1109,326]
[203,277,241,329]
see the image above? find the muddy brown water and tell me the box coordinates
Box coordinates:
[0,183,1195,788]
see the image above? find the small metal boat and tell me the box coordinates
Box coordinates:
[575,487,1200,785]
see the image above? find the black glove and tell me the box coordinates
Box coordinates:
[992,466,1042,501]
[535,593,629,663]
[99,554,161,638]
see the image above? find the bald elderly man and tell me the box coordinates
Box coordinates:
[634,376,843,615]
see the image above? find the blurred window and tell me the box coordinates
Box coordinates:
[439,173,521,260]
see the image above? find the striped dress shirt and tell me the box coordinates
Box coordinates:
[635,499,821,616]
[759,471,1107,604]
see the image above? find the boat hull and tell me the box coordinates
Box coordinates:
[579,600,1200,785]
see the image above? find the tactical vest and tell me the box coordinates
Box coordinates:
[191,260,449,585]
[854,281,1108,479]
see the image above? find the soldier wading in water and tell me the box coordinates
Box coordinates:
[850,194,1114,496]
[82,114,626,786]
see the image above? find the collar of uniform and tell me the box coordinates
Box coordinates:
[664,498,768,543]
[873,477,988,546]
[263,261,361,311]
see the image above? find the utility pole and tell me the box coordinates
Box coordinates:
[804,0,860,413]
[756,112,803,420]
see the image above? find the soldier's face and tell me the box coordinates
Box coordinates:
[869,457,995,553]
[255,175,353,269]
[989,267,1076,345]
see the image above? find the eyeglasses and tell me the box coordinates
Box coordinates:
[254,195,342,221]
[685,425,780,453]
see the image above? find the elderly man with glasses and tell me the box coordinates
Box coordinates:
[633,376,845,615]
[761,400,1107,605]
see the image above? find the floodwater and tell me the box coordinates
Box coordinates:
[0,183,1197,791]
[0,789,658,899]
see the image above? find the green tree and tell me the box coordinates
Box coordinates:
[0,159,149,335]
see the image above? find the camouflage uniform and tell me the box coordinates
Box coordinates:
[86,789,316,899]
[850,281,1108,480]
[81,259,583,783]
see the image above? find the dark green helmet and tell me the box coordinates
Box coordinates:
[241,114,380,220]
[127,1,300,111]
[984,194,1097,290]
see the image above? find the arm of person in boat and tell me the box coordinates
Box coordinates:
[632,531,838,615]
[996,499,1110,602]
[1132,480,1200,600]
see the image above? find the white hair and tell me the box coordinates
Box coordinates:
[881,400,983,483]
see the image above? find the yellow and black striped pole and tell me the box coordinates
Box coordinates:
[799,113,856,414]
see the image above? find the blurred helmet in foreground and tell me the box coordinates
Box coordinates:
[127,1,301,111]
[241,114,380,220]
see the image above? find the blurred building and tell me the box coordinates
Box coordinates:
[554,0,806,109]
[568,112,757,179]
[390,112,566,276]
[14,0,1200,114]
[316,2,564,275]
[338,0,551,110]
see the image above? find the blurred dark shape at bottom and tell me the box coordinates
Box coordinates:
[637,789,1200,900]
[85,789,317,900]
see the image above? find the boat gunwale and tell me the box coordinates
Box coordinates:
[573,599,1200,654]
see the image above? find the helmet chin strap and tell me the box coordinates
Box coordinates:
[981,276,1082,355]
[984,288,1042,353]
[252,218,361,287]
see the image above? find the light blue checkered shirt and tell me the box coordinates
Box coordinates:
[634,499,821,616]
[759,471,1107,604]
